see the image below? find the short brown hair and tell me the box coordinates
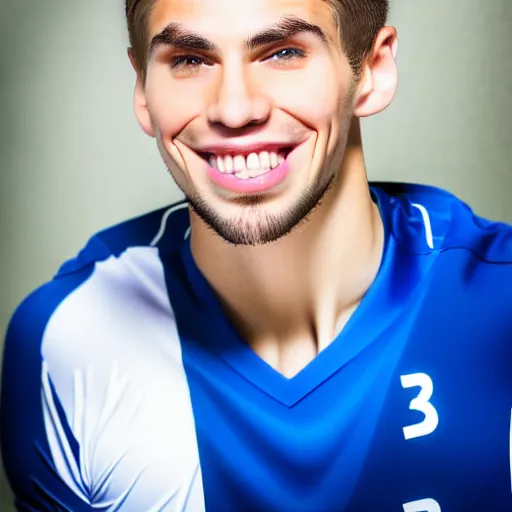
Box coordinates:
[125,0,389,80]
[328,0,389,78]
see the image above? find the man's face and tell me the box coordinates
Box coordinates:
[139,0,357,245]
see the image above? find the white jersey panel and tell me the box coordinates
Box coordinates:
[40,247,205,512]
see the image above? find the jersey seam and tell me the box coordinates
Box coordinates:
[392,232,512,265]
[54,201,190,280]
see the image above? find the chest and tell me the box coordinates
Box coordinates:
[180,315,512,512]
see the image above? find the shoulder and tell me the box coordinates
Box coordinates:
[372,181,512,264]
[373,181,512,329]
[372,184,512,393]
[1,201,199,509]
[2,200,191,383]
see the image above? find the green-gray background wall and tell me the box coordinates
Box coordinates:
[1,0,511,509]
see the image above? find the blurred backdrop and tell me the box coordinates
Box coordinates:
[1,0,511,509]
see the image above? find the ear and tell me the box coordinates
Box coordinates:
[353,26,398,118]
[128,48,155,137]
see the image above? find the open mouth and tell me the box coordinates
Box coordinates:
[197,146,294,180]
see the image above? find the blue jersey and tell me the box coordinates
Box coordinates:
[2,183,512,512]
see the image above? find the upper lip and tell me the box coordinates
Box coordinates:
[193,141,298,157]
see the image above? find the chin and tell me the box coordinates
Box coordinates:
[187,173,335,246]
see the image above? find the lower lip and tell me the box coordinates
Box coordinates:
[206,156,291,194]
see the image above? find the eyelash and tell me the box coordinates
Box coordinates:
[266,47,307,62]
[170,56,207,69]
[170,47,307,69]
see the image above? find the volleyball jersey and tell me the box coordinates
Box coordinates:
[2,182,512,511]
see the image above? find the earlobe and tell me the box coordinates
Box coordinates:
[353,27,399,118]
[127,48,155,138]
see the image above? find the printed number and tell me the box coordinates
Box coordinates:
[403,498,441,512]
[400,373,439,440]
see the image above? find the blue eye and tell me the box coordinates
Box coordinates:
[171,56,206,69]
[267,48,306,62]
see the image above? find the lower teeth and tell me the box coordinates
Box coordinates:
[234,168,272,180]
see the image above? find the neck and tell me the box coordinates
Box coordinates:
[189,121,384,377]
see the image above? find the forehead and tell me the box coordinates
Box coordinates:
[149,0,335,41]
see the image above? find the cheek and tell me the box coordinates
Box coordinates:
[264,58,348,128]
[145,66,204,140]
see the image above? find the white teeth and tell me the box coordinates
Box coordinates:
[235,170,250,179]
[217,156,225,173]
[208,149,287,177]
[259,151,270,169]
[224,155,233,172]
[246,153,260,170]
[233,155,246,171]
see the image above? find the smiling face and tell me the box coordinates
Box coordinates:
[133,0,363,245]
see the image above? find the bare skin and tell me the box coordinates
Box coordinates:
[130,0,398,378]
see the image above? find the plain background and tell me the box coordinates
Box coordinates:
[1,1,511,509]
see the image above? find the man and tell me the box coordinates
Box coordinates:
[1,0,511,510]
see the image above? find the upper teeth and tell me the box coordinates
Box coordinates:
[209,151,285,174]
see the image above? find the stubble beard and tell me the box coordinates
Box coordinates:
[186,169,336,246]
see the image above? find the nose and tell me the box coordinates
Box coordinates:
[206,59,271,129]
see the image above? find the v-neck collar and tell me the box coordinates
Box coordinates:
[175,187,418,407]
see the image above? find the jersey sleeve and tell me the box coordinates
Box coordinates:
[1,276,98,512]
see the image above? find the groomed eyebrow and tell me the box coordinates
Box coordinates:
[150,24,217,54]
[245,16,328,51]
[149,15,328,56]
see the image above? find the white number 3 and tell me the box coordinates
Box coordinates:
[400,373,439,440]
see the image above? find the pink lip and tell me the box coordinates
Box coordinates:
[207,159,290,194]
